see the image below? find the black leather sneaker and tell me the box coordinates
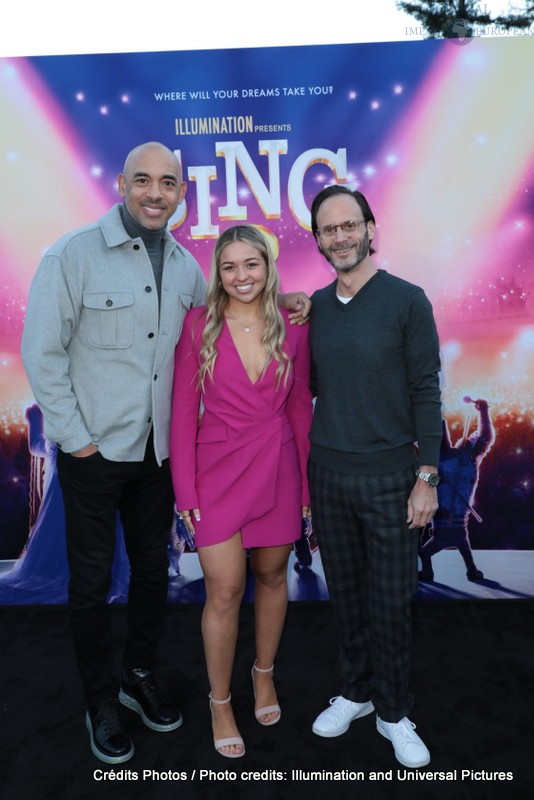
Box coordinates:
[86,697,134,764]
[119,668,183,732]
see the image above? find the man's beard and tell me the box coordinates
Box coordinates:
[322,230,370,274]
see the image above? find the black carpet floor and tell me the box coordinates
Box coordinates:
[0,599,532,800]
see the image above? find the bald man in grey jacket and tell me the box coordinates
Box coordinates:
[22,142,202,764]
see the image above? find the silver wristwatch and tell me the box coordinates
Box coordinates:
[416,470,440,487]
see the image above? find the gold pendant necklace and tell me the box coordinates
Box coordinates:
[228,315,262,333]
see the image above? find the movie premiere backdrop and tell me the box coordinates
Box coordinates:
[0,36,533,605]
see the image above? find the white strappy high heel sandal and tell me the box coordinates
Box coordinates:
[251,661,281,726]
[209,693,245,758]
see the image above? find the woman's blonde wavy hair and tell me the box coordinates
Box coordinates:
[197,225,291,390]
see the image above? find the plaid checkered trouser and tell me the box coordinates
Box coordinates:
[308,461,419,722]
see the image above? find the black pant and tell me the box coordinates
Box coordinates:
[308,461,419,722]
[57,439,174,707]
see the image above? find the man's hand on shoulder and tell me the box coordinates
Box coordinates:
[279,292,311,325]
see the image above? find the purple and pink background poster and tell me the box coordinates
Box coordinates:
[1,36,533,602]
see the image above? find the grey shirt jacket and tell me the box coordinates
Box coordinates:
[21,204,207,465]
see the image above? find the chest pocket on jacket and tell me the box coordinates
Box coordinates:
[83,291,134,349]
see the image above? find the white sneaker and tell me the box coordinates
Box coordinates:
[376,716,430,768]
[312,696,374,737]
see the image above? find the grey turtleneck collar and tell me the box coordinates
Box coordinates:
[119,203,166,246]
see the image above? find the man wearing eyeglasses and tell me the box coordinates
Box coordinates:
[308,185,442,769]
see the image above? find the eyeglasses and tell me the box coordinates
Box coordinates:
[316,219,367,239]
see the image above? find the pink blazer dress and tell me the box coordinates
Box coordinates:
[169,306,312,548]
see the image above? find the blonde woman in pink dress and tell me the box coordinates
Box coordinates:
[170,225,312,758]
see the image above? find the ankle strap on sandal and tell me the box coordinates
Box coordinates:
[209,692,231,705]
[252,661,274,673]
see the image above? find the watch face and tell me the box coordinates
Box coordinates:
[428,473,440,487]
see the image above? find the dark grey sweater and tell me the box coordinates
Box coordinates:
[309,270,442,475]
[119,203,165,302]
